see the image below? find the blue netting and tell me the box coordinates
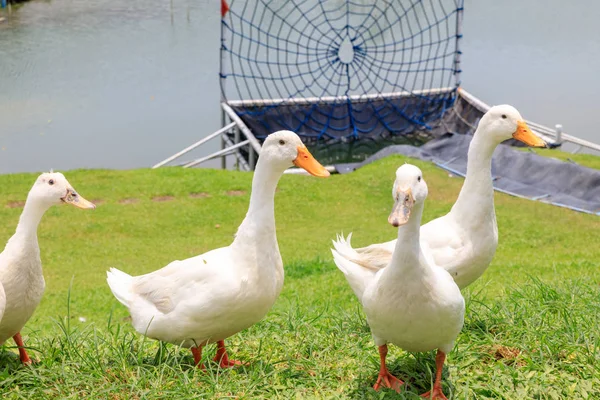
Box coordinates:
[220,0,464,142]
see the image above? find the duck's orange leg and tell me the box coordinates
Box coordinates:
[373,344,404,392]
[13,332,32,364]
[420,350,448,400]
[213,340,243,368]
[191,346,205,370]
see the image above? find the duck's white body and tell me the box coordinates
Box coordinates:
[333,217,464,354]
[362,251,464,354]
[352,130,499,289]
[107,199,284,347]
[107,131,329,359]
[332,165,464,397]
[0,221,45,345]
[344,106,544,289]
[0,172,95,362]
[0,284,5,327]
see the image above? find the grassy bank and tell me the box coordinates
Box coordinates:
[518,147,600,170]
[0,155,598,398]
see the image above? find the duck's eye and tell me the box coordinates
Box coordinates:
[48,179,54,185]
[417,176,421,182]
[501,114,507,119]
[278,139,285,145]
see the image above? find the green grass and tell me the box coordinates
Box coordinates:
[518,147,600,170]
[0,155,598,399]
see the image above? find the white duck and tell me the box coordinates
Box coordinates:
[107,131,330,368]
[0,172,95,363]
[332,165,464,399]
[337,105,546,289]
[0,281,5,329]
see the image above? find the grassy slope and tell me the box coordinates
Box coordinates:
[518,147,600,170]
[0,156,598,399]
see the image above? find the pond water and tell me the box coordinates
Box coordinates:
[1,0,598,174]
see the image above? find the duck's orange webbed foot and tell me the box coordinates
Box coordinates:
[373,344,404,392]
[213,340,244,368]
[373,370,404,392]
[420,350,449,400]
[191,346,206,370]
[420,386,448,400]
[13,332,33,365]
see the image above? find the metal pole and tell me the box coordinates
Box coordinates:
[234,126,240,170]
[454,1,464,87]
[219,7,228,170]
[221,103,262,153]
[184,140,250,168]
[223,134,250,171]
[248,146,255,170]
[221,133,227,169]
[555,124,563,144]
[226,87,455,108]
[152,122,236,168]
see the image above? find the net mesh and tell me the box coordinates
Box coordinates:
[220,0,464,158]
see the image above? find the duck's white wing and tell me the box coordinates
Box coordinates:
[108,246,234,318]
[352,239,395,271]
[420,216,464,267]
[0,283,5,323]
[345,212,465,270]
[331,234,379,304]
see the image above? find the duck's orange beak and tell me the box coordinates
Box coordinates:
[293,146,330,177]
[513,120,546,148]
[62,188,96,209]
[388,187,414,227]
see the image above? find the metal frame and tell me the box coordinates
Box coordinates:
[153,87,456,171]
[152,103,261,170]
[225,87,455,108]
[458,88,600,154]
[153,86,600,171]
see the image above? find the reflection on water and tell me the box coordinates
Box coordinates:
[0,0,222,173]
[0,0,599,174]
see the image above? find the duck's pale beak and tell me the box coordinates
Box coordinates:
[513,120,546,147]
[293,146,330,177]
[388,188,414,227]
[62,188,96,209]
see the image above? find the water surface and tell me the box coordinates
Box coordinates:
[1,0,598,174]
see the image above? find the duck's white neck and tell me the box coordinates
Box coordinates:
[3,196,49,258]
[234,157,284,243]
[14,197,50,241]
[451,132,499,222]
[389,201,425,273]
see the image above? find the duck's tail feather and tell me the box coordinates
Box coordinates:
[106,267,134,307]
[331,233,378,304]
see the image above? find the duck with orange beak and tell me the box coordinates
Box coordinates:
[333,104,546,290]
[0,172,95,364]
[333,165,464,398]
[107,130,329,369]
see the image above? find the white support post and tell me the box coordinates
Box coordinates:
[555,124,563,144]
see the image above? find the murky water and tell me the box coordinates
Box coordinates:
[1,0,598,174]
[0,0,222,173]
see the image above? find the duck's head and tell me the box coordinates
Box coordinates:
[388,164,428,227]
[261,131,330,177]
[29,172,96,209]
[478,105,546,147]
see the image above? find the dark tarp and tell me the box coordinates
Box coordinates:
[334,133,600,215]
